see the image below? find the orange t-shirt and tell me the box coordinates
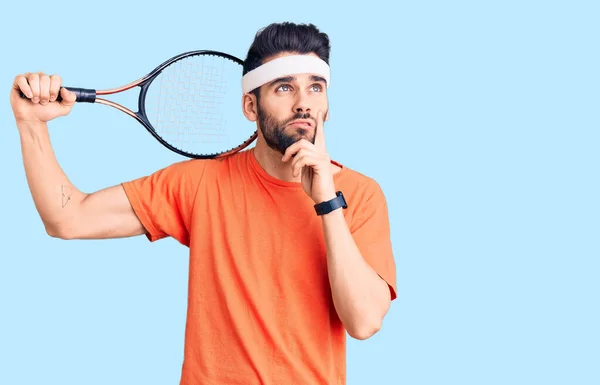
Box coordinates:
[121,148,396,385]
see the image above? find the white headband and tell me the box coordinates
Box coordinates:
[241,55,330,94]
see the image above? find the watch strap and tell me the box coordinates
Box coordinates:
[314,191,347,216]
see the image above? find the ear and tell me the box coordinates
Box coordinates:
[325,108,330,121]
[242,92,258,122]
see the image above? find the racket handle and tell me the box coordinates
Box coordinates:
[19,87,97,103]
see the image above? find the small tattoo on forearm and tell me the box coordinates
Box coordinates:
[61,185,72,208]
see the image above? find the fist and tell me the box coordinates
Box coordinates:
[10,72,76,124]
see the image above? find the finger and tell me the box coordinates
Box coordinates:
[301,165,313,186]
[291,152,318,178]
[39,74,51,105]
[49,75,62,102]
[291,150,308,177]
[14,74,33,99]
[290,149,309,169]
[292,151,329,172]
[59,87,77,107]
[27,73,40,103]
[293,157,310,178]
[314,110,326,150]
[282,139,314,162]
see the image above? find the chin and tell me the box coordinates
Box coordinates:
[291,129,313,141]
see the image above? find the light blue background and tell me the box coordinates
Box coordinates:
[1,0,598,384]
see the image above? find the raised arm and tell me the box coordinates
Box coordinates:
[11,72,145,240]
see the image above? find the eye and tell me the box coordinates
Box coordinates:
[311,84,323,92]
[276,84,291,92]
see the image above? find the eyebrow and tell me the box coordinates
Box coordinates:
[310,75,327,84]
[268,76,295,89]
[267,75,328,89]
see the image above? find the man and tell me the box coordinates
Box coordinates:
[11,22,397,385]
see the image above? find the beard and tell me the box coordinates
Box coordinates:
[257,103,320,155]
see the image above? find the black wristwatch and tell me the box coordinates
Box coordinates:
[314,191,348,216]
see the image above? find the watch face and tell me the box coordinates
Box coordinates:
[336,191,347,208]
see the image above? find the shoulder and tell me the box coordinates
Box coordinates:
[159,149,248,178]
[334,162,387,204]
[332,162,392,231]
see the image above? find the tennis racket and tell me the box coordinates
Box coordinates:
[20,50,257,159]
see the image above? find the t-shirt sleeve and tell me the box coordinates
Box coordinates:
[350,179,397,301]
[120,159,206,246]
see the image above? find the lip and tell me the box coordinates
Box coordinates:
[287,119,313,128]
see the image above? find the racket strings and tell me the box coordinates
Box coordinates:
[154,56,227,141]
[144,54,253,156]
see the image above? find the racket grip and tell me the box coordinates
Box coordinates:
[19,87,97,103]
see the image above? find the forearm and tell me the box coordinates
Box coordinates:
[322,208,391,340]
[18,121,85,234]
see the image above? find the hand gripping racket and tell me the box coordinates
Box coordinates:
[20,50,257,159]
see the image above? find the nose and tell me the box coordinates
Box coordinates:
[292,93,311,115]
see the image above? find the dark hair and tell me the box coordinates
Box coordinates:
[243,22,331,99]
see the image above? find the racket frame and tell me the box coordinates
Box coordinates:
[25,50,257,159]
[100,50,256,159]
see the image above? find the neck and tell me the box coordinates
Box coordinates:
[252,138,300,183]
